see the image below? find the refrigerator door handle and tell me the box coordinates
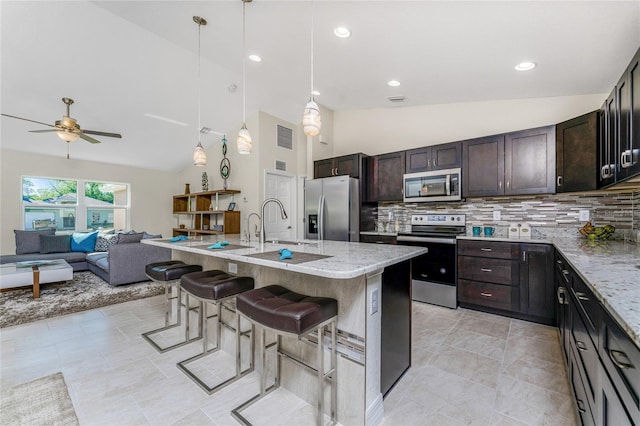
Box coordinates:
[318,195,325,241]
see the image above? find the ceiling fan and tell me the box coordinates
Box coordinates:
[1,97,122,158]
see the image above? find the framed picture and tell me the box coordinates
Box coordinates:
[227,202,236,211]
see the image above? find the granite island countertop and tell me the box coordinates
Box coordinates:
[143,235,427,280]
[459,235,640,348]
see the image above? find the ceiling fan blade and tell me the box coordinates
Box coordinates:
[82,129,122,138]
[79,133,101,144]
[1,113,54,128]
[29,129,59,133]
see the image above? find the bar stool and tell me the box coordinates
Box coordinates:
[231,285,338,426]
[141,260,203,353]
[177,270,255,394]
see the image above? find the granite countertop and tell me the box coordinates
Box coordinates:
[143,235,426,280]
[459,235,640,348]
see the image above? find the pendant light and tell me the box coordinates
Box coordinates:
[302,0,321,137]
[237,0,253,155]
[193,16,207,166]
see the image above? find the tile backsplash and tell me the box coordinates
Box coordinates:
[374,189,640,241]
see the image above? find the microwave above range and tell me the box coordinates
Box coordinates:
[403,168,462,203]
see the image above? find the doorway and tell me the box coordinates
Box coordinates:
[263,171,296,241]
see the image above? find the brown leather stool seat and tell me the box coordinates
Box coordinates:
[141,261,204,353]
[177,270,256,395]
[236,285,338,335]
[181,270,255,301]
[146,260,202,282]
[232,285,337,426]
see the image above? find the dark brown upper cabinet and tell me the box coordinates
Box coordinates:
[314,153,366,179]
[462,134,506,197]
[599,89,618,188]
[463,125,556,197]
[405,141,462,174]
[505,125,556,195]
[368,152,405,202]
[616,48,640,182]
[556,111,599,193]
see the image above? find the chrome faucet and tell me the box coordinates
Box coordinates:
[260,198,288,245]
[245,212,261,242]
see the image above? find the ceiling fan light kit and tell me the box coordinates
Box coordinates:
[302,0,321,137]
[237,0,253,155]
[193,16,208,166]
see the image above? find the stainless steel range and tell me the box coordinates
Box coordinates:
[397,214,466,308]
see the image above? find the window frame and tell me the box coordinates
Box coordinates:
[21,175,131,232]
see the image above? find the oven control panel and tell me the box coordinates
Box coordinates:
[410,214,466,226]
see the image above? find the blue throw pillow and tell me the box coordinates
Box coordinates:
[71,231,99,252]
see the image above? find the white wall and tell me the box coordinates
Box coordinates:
[332,93,607,156]
[0,149,176,254]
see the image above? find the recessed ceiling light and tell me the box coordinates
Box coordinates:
[312,90,320,96]
[334,27,351,38]
[387,80,401,87]
[515,61,536,71]
[249,54,262,62]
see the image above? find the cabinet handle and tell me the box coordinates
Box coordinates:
[576,399,586,413]
[480,248,492,252]
[428,159,431,167]
[609,349,635,369]
[621,150,632,168]
[575,291,590,301]
[506,180,510,189]
[557,287,567,305]
[481,268,493,272]
[557,176,563,186]
[335,167,339,175]
[576,341,588,351]
[499,181,502,190]
[433,158,437,167]
[480,292,493,297]
[420,273,429,278]
[562,270,570,276]
[522,251,527,262]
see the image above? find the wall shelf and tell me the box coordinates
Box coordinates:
[172,189,241,236]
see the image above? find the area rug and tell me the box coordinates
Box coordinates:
[0,271,164,328]
[0,372,79,425]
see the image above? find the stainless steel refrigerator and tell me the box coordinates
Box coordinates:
[304,176,360,242]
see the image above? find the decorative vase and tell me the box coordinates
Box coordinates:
[184,183,190,194]
[202,171,209,191]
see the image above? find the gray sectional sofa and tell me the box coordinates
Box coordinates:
[0,230,170,286]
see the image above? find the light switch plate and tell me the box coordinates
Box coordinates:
[493,210,501,221]
[371,288,378,315]
[579,210,590,221]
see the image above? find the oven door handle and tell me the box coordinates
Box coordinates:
[397,235,456,245]
[445,174,451,195]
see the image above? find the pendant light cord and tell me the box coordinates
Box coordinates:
[242,0,247,123]
[198,21,202,140]
[310,0,314,100]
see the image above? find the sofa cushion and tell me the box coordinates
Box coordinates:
[142,232,162,239]
[117,232,143,244]
[15,229,56,254]
[71,231,99,252]
[85,252,108,266]
[94,234,119,252]
[1,251,87,264]
[95,257,110,272]
[39,234,71,254]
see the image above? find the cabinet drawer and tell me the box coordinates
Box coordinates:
[571,275,600,345]
[569,341,596,426]
[600,311,640,423]
[458,279,515,311]
[555,253,572,287]
[571,300,599,411]
[360,235,397,245]
[458,240,518,259]
[458,257,517,285]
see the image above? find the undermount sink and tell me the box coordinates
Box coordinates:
[267,240,313,246]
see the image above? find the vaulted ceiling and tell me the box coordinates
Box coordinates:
[1,1,639,172]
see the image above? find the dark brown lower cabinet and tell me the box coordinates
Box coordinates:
[554,251,639,426]
[360,234,397,245]
[457,240,554,325]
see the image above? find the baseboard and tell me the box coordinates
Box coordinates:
[366,393,384,426]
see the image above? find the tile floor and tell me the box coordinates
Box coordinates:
[0,295,577,425]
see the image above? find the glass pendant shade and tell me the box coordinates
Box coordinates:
[193,141,207,166]
[56,130,80,143]
[237,124,253,155]
[303,99,321,136]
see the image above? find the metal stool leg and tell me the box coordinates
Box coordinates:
[142,280,203,353]
[177,294,254,395]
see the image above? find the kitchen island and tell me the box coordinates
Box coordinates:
[143,235,427,426]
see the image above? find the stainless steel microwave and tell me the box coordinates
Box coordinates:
[403,168,462,202]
